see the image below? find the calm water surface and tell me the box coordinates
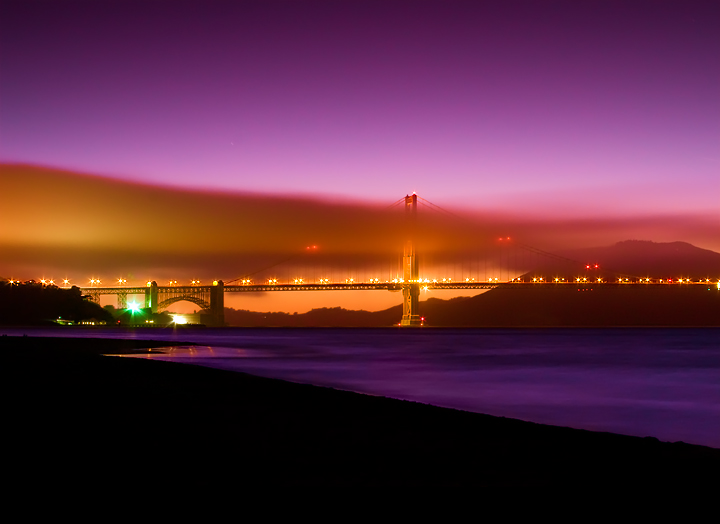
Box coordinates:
[4,327,719,447]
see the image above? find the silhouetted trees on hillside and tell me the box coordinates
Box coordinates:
[0,281,112,325]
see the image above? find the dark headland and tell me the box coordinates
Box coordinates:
[5,335,718,487]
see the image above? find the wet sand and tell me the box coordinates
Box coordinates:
[4,335,718,486]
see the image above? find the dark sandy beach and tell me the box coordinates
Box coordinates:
[4,335,718,486]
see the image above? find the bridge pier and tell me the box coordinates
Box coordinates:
[401,283,421,326]
[210,280,225,326]
[145,281,158,313]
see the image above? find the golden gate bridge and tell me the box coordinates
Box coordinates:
[67,193,718,326]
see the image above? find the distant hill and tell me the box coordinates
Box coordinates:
[545,240,720,280]
[418,285,720,327]
[224,307,398,327]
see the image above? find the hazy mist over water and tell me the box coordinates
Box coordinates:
[5,327,718,447]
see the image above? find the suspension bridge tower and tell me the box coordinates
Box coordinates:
[401,193,422,326]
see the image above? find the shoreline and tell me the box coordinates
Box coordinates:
[5,335,719,486]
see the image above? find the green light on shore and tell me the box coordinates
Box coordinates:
[128,301,141,313]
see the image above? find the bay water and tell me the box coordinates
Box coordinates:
[4,326,718,447]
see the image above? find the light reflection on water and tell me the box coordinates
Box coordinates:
[4,327,719,447]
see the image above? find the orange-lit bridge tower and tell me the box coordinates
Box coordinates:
[401,193,422,326]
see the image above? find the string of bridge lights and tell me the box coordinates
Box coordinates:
[6,276,719,289]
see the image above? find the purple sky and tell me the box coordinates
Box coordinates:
[2,0,718,215]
